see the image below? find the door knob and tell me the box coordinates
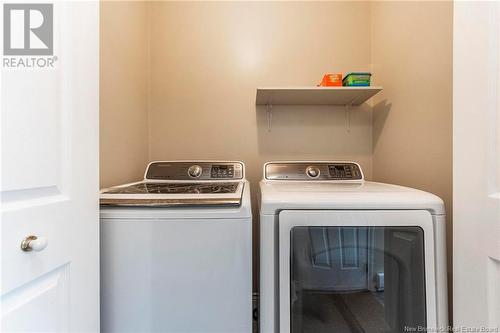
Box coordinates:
[20,235,48,252]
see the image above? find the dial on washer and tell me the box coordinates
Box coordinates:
[187,165,203,178]
[306,166,320,178]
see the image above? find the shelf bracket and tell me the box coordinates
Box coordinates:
[266,103,273,132]
[344,102,352,133]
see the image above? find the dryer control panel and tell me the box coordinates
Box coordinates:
[265,162,363,181]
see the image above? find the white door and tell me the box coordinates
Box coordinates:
[1,2,99,332]
[278,210,442,333]
[453,1,500,329]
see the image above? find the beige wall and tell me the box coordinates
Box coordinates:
[148,0,373,193]
[100,1,149,188]
[370,1,453,319]
[147,1,373,291]
[100,1,453,299]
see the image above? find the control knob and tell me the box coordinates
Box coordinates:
[306,166,320,178]
[187,165,203,178]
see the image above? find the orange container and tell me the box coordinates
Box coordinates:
[318,73,343,87]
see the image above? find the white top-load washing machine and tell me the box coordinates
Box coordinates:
[259,161,447,333]
[100,161,252,333]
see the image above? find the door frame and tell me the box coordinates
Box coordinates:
[278,209,437,333]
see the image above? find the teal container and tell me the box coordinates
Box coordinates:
[343,72,371,86]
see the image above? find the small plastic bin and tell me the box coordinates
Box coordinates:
[342,72,371,86]
[318,73,343,87]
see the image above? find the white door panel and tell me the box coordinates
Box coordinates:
[454,1,500,328]
[1,2,99,332]
[2,70,60,191]
[299,226,368,291]
[488,258,500,329]
[2,265,70,332]
[492,11,500,320]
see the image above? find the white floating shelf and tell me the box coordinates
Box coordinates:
[256,86,383,106]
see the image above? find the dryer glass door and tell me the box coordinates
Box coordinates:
[278,210,437,333]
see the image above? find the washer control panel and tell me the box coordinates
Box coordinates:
[211,164,235,179]
[146,161,244,180]
[265,162,363,181]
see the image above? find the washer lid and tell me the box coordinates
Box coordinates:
[100,160,246,207]
[102,182,240,195]
[100,180,252,219]
[259,180,445,215]
[100,181,245,207]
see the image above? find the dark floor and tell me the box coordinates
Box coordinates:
[293,290,388,333]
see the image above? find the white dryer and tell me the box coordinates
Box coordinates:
[100,161,252,333]
[259,161,447,333]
